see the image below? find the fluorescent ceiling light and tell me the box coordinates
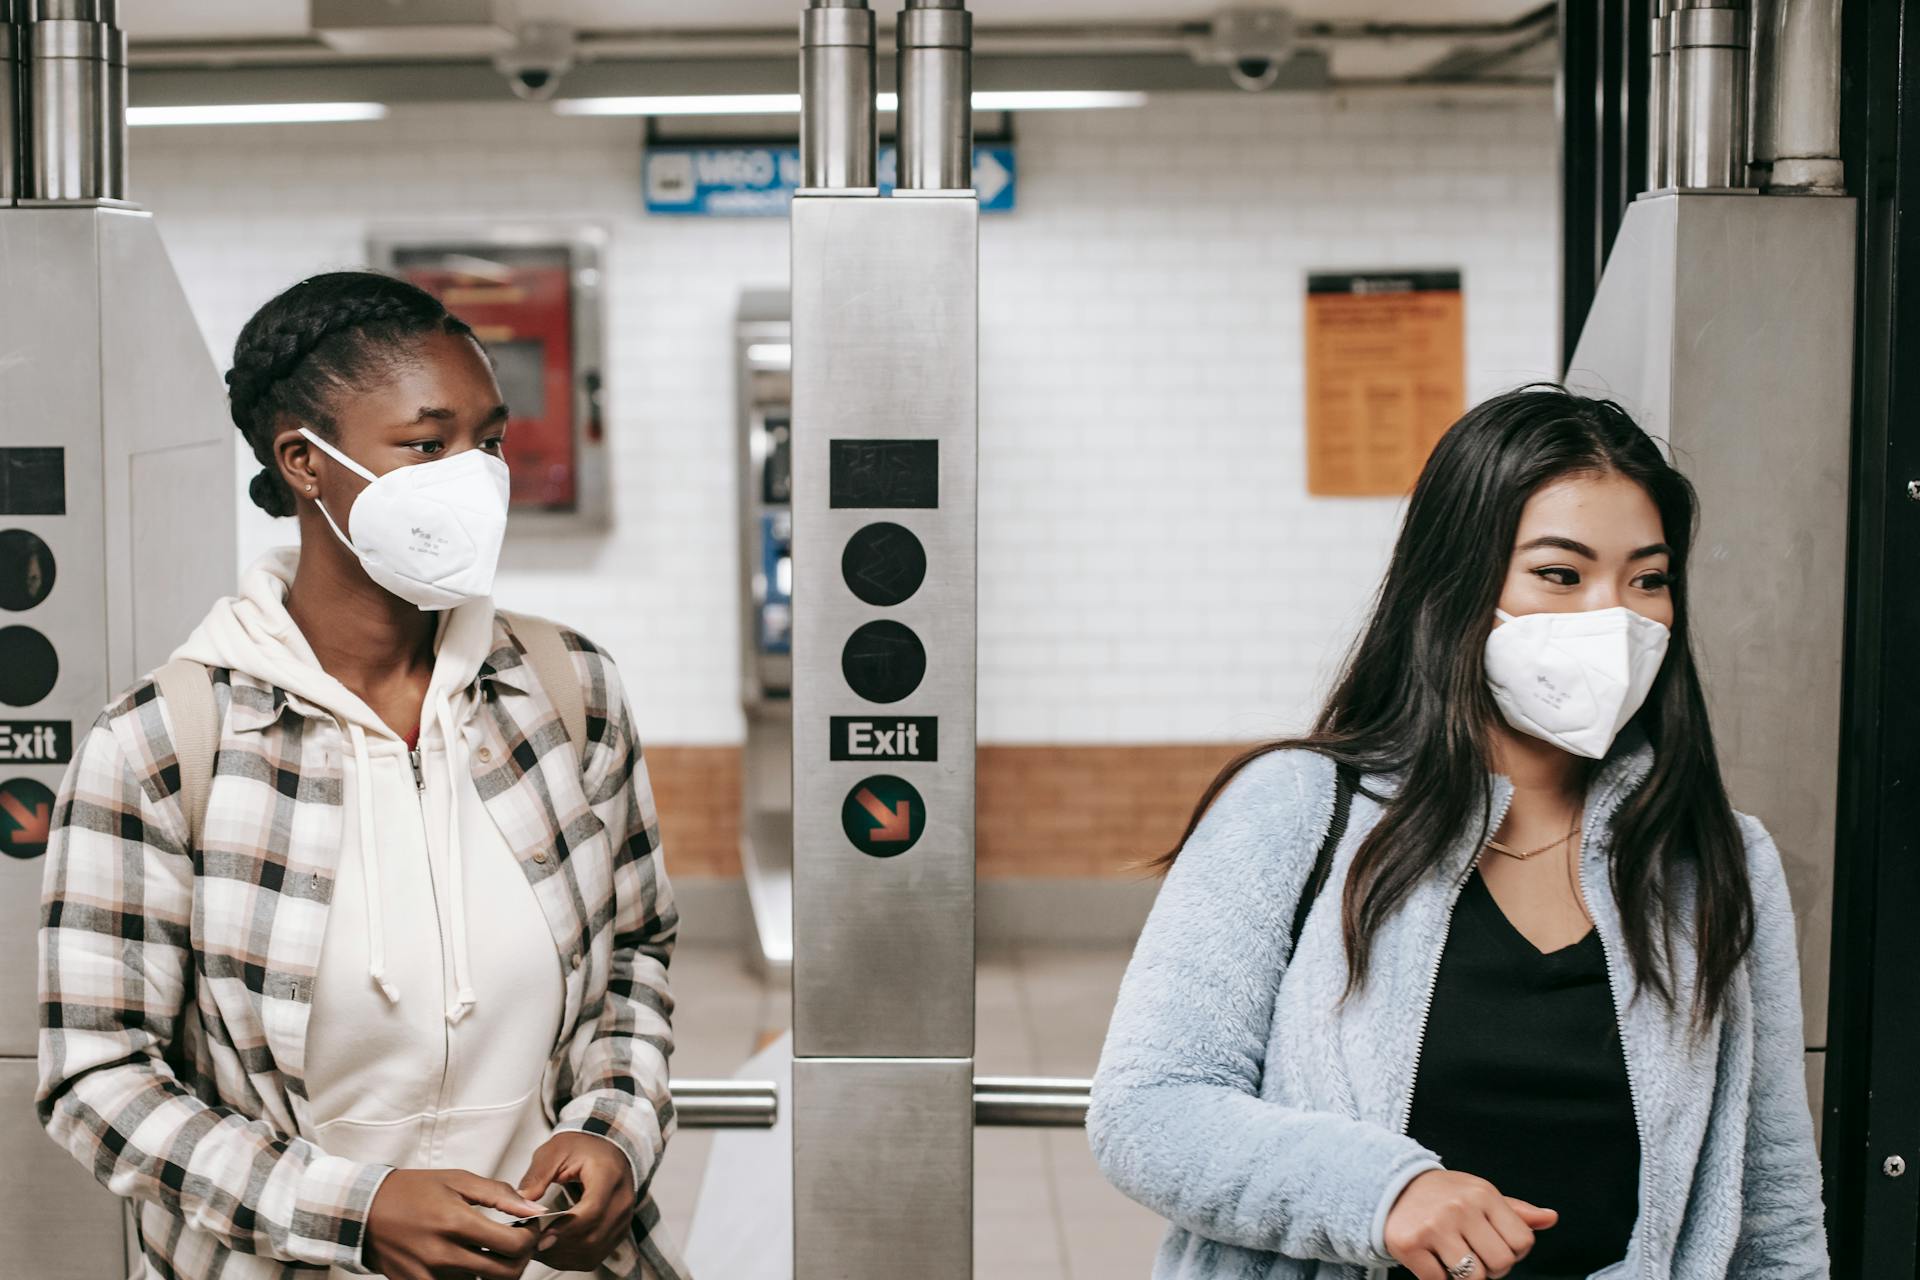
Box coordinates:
[967,91,1147,111]
[128,102,389,127]
[556,90,1147,118]
[556,94,803,117]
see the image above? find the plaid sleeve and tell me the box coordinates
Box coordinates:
[36,690,393,1272]
[549,639,679,1194]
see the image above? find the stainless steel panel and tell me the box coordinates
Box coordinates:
[790,192,977,1060]
[793,1058,971,1280]
[0,209,110,1057]
[0,1058,129,1277]
[0,205,236,1258]
[1566,194,1854,1077]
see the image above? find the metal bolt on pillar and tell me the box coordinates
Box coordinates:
[897,0,972,192]
[25,0,124,202]
[1649,0,1673,191]
[1667,1,1751,191]
[799,0,876,191]
[0,0,25,203]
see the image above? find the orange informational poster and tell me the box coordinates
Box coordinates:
[1304,270,1465,497]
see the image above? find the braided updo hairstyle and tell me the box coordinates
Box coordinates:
[226,271,478,517]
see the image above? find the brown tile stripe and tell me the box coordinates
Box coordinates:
[646,743,1250,879]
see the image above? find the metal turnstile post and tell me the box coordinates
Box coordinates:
[790,3,978,1276]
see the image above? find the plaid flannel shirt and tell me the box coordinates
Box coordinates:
[36,616,686,1280]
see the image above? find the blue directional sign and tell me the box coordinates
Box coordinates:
[644,143,1016,216]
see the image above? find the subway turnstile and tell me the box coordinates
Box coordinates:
[790,2,978,1276]
[1,6,238,1273]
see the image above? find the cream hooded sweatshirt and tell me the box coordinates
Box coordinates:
[175,548,594,1279]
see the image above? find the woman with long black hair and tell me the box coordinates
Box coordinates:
[37,272,685,1280]
[1088,387,1826,1280]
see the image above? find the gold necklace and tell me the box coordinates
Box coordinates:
[1484,815,1581,861]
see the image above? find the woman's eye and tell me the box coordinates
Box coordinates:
[1636,571,1672,590]
[483,437,506,453]
[410,440,445,457]
[1532,566,1580,586]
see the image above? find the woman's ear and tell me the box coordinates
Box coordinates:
[275,428,318,499]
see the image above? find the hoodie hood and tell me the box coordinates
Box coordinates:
[174,545,495,736]
[175,545,496,1023]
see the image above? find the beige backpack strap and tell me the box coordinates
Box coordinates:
[504,611,588,754]
[152,658,218,851]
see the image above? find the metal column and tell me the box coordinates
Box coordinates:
[789,3,977,1276]
[1822,0,1920,1269]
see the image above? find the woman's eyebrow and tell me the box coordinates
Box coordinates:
[1629,542,1674,560]
[1517,535,1597,558]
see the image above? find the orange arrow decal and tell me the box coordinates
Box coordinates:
[0,791,50,847]
[855,788,913,843]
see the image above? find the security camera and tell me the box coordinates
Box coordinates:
[493,22,575,102]
[1231,57,1282,91]
[1189,6,1296,93]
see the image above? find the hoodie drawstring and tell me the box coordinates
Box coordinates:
[349,723,401,1005]
[439,694,478,1025]
[348,702,477,1023]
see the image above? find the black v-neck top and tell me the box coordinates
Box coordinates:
[1388,869,1641,1280]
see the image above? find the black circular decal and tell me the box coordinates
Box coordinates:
[0,777,55,860]
[0,529,55,611]
[0,626,57,706]
[841,522,927,608]
[840,774,926,857]
[841,620,926,705]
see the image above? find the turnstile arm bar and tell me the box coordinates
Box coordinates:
[669,1075,1094,1129]
[972,1077,1092,1127]
[671,1079,781,1128]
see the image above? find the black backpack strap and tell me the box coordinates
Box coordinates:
[1288,761,1358,956]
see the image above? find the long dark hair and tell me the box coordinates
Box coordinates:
[226,271,477,518]
[1160,385,1754,1025]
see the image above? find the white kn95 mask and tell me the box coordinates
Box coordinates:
[1483,606,1671,759]
[300,428,511,611]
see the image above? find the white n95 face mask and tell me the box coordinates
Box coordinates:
[300,428,511,611]
[1484,606,1671,759]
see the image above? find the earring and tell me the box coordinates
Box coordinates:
[306,485,314,493]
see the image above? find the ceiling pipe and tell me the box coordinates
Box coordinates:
[1766,0,1841,191]
[127,9,1561,70]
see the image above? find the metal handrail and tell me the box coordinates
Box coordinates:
[973,1077,1092,1128]
[671,1080,780,1128]
[670,1075,1094,1130]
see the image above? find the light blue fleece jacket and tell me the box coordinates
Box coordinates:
[1087,739,1828,1279]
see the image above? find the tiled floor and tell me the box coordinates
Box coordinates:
[650,943,1167,1279]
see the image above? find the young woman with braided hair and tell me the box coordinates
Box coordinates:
[38,272,686,1280]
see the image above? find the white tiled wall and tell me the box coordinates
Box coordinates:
[133,89,1559,746]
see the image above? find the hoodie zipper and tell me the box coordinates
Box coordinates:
[1369,790,1513,1280]
[410,746,457,1162]
[1574,782,1653,1280]
[1394,788,1514,1138]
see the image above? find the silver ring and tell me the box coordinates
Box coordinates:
[1445,1256,1478,1280]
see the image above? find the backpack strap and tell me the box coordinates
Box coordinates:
[152,658,218,851]
[502,611,588,754]
[1288,760,1358,956]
